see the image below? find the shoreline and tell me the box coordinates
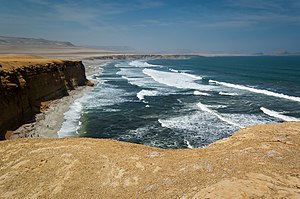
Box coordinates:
[9,59,111,139]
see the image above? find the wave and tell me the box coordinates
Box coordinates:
[117,68,161,88]
[157,111,242,148]
[210,80,300,103]
[180,72,202,80]
[143,68,212,91]
[197,102,243,128]
[169,68,202,80]
[219,92,238,96]
[260,107,300,122]
[169,68,179,73]
[58,80,131,137]
[207,105,227,108]
[58,98,83,138]
[120,75,138,86]
[184,139,194,149]
[129,60,159,68]
[137,89,159,101]
[194,91,210,96]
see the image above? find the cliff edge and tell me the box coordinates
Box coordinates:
[0,55,90,139]
[0,122,299,198]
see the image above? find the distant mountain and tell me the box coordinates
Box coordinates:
[0,36,75,48]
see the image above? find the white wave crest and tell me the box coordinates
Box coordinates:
[194,91,211,96]
[197,102,243,128]
[210,80,300,103]
[143,68,212,91]
[219,92,238,96]
[184,139,194,149]
[180,72,202,80]
[129,60,158,68]
[207,105,227,108]
[137,89,159,101]
[58,99,83,138]
[169,68,179,73]
[260,107,300,122]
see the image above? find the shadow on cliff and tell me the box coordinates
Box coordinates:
[0,60,88,140]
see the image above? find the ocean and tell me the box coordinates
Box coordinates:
[58,56,300,149]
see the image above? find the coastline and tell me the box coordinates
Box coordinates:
[8,59,111,139]
[1,54,300,197]
[10,87,88,138]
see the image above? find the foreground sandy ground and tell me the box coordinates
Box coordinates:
[0,122,299,198]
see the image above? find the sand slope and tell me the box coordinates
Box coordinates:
[0,55,65,70]
[0,122,299,198]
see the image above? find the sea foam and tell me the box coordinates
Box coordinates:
[169,68,179,73]
[143,68,211,91]
[157,112,238,148]
[58,97,84,138]
[129,60,159,68]
[169,68,202,80]
[137,89,159,101]
[260,107,300,121]
[210,80,300,103]
[219,92,238,96]
[194,91,211,96]
[197,102,243,128]
[184,139,194,149]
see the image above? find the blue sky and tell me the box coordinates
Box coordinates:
[1,0,300,53]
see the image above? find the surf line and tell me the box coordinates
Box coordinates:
[197,102,244,128]
[209,80,300,103]
[260,107,300,122]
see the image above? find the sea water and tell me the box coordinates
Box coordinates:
[58,56,300,148]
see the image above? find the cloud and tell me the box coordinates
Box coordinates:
[14,0,165,30]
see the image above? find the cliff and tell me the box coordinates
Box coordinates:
[0,122,299,198]
[0,55,90,139]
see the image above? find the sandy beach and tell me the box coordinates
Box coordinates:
[9,59,111,139]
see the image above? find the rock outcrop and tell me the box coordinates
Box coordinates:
[0,56,90,139]
[0,122,299,198]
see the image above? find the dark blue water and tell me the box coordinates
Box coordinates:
[59,56,300,149]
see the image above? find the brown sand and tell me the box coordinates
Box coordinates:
[0,122,299,198]
[0,55,65,70]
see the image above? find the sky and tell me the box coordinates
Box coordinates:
[1,0,300,53]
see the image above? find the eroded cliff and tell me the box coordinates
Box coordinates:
[0,55,90,139]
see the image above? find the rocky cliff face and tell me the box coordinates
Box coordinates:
[0,58,89,139]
